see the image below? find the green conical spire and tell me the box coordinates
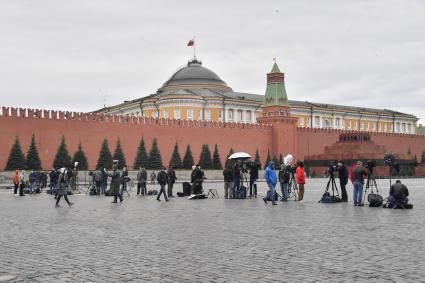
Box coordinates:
[270,62,281,73]
[264,61,288,106]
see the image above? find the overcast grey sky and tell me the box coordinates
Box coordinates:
[0,0,424,123]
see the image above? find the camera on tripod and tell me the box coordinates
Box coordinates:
[328,161,338,174]
[384,154,395,167]
[365,160,376,175]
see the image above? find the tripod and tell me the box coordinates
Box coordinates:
[287,172,299,201]
[362,171,379,206]
[324,170,340,199]
[85,175,96,195]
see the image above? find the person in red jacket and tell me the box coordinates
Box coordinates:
[296,161,306,202]
[12,170,20,195]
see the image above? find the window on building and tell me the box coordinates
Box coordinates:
[372,123,376,131]
[396,123,400,133]
[187,108,193,120]
[205,110,211,121]
[323,118,331,128]
[218,110,223,121]
[228,109,234,121]
[347,120,352,129]
[335,118,340,128]
[366,122,370,131]
[353,121,357,130]
[197,110,203,120]
[174,109,180,119]
[299,117,304,127]
[402,123,406,133]
[315,116,320,127]
[153,111,159,119]
[246,111,252,123]
[384,123,388,132]
[360,121,364,130]
[408,123,412,133]
[378,122,382,131]
[163,109,168,119]
[307,117,312,127]
[237,110,243,122]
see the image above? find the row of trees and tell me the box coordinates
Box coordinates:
[4,135,266,170]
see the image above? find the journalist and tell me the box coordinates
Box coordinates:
[107,162,123,203]
[167,166,177,198]
[278,164,290,201]
[352,161,366,206]
[337,160,348,202]
[388,180,409,207]
[263,161,277,205]
[223,163,234,199]
[296,161,306,202]
[249,162,259,198]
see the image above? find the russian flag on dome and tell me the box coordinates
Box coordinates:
[187,39,194,46]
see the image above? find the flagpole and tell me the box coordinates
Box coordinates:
[193,36,196,59]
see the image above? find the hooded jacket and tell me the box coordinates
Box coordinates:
[264,162,277,186]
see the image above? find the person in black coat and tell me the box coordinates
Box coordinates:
[337,160,348,202]
[167,166,177,197]
[191,164,204,195]
[249,162,259,198]
[156,167,169,201]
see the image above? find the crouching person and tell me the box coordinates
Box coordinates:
[387,180,409,208]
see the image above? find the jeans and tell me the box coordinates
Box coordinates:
[280,182,288,200]
[388,195,408,207]
[101,182,107,194]
[353,181,364,206]
[224,181,234,199]
[29,182,36,193]
[265,182,276,204]
[234,179,241,194]
[157,184,168,201]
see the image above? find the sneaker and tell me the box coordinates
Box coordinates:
[272,203,277,205]
[263,198,267,204]
[157,199,161,201]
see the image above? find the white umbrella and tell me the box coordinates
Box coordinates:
[228,152,251,160]
[284,154,294,166]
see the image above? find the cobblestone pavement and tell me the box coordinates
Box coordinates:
[0,178,424,282]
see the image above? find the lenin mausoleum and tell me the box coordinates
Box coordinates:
[1,57,425,175]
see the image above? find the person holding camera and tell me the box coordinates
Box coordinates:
[337,160,348,202]
[352,161,366,206]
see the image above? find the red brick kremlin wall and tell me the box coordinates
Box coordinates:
[1,107,425,170]
[0,107,273,170]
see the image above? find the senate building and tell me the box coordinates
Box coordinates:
[96,57,418,134]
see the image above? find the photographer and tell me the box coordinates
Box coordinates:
[191,164,204,195]
[352,161,366,206]
[263,161,277,205]
[106,162,123,203]
[249,162,259,198]
[233,162,241,193]
[223,163,234,199]
[337,160,348,202]
[167,166,177,198]
[296,161,306,202]
[388,180,409,207]
[279,164,290,201]
[93,168,103,195]
[137,167,148,195]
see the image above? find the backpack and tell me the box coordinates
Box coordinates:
[368,193,383,207]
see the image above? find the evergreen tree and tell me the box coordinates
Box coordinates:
[199,144,213,169]
[72,142,89,170]
[133,137,149,169]
[182,144,194,169]
[264,149,271,169]
[212,144,222,169]
[169,142,183,169]
[273,155,279,167]
[112,139,127,169]
[254,148,261,168]
[279,154,284,167]
[96,139,113,169]
[421,151,425,163]
[25,134,42,170]
[148,138,163,169]
[53,136,72,169]
[414,155,418,166]
[5,136,26,170]
[224,148,234,168]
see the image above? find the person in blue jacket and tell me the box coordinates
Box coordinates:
[263,161,277,205]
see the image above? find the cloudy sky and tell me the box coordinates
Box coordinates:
[1,0,424,122]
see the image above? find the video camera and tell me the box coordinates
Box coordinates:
[328,161,338,174]
[365,160,376,175]
[384,154,395,167]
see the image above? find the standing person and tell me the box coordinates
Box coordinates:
[150,172,156,185]
[223,163,234,199]
[71,162,79,191]
[249,162,259,198]
[337,160,348,202]
[353,161,366,206]
[55,168,73,207]
[167,166,177,198]
[156,167,169,201]
[101,167,108,195]
[19,170,26,196]
[12,170,20,195]
[49,168,59,195]
[233,162,241,193]
[107,161,123,203]
[191,164,204,195]
[296,161,306,202]
[93,168,103,195]
[120,166,129,196]
[137,167,148,195]
[263,161,277,205]
[278,164,290,201]
[28,170,36,194]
